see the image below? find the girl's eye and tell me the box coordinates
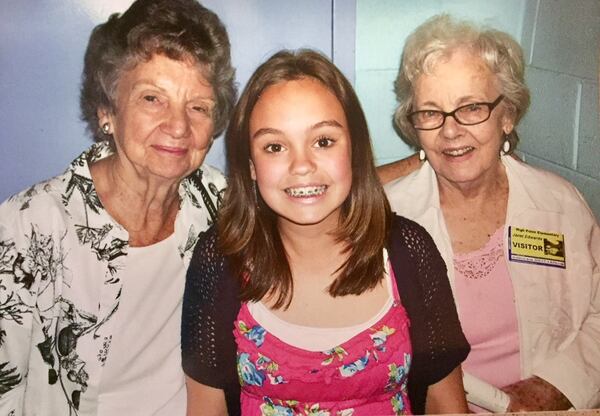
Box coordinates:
[315,137,334,148]
[265,143,284,153]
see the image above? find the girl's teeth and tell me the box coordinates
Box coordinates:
[285,186,327,197]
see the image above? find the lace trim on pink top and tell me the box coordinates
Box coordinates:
[454,227,504,280]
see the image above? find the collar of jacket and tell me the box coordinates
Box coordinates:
[389,155,565,219]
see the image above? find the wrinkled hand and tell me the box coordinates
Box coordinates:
[501,376,572,412]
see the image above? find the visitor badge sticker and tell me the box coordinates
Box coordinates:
[508,226,566,268]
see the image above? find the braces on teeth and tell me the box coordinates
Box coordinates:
[286,186,326,197]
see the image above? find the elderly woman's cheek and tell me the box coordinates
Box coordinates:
[189,117,214,160]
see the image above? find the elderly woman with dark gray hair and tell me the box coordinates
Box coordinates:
[0,0,235,414]
[385,14,600,412]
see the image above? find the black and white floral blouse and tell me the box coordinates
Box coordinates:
[0,141,226,415]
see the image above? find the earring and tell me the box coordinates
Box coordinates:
[418,149,426,161]
[101,123,110,135]
[501,137,510,156]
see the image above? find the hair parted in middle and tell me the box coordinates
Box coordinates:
[393,14,530,153]
[219,49,391,309]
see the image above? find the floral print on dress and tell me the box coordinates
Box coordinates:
[321,346,348,366]
[239,320,267,347]
[339,351,370,377]
[235,267,413,415]
[370,325,396,352]
[238,353,266,386]
[387,355,411,415]
[386,353,411,392]
[257,354,287,385]
[259,398,355,416]
[260,397,296,416]
[391,392,408,415]
[237,352,286,387]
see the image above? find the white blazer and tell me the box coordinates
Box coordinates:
[385,156,600,409]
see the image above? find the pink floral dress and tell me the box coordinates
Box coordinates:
[233,271,413,416]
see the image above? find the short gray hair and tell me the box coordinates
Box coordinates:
[80,0,236,147]
[393,14,530,152]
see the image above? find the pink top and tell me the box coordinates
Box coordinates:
[234,263,413,415]
[454,227,521,411]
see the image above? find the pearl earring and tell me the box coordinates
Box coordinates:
[501,138,510,156]
[418,149,426,161]
[101,123,111,134]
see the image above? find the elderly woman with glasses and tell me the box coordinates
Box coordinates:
[385,15,600,412]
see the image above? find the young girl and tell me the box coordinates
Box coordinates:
[182,50,469,415]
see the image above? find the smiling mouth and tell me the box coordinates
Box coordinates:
[153,145,187,155]
[285,185,327,197]
[443,146,474,157]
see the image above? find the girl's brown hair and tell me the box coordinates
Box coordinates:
[219,49,391,309]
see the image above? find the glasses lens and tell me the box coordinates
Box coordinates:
[411,110,443,129]
[455,103,491,125]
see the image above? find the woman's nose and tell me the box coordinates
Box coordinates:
[439,113,462,139]
[161,105,190,138]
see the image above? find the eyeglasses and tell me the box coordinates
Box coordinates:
[408,95,505,130]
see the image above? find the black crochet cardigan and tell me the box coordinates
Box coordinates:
[182,214,469,415]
